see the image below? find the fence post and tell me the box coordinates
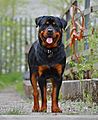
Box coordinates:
[13,18,18,72]
[19,17,23,72]
[30,18,33,43]
[84,0,90,50]
[25,41,29,71]
[65,0,77,57]
[0,17,2,73]
[66,9,71,58]
[73,0,78,56]
[66,10,70,41]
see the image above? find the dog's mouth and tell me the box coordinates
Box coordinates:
[39,31,61,48]
[46,37,53,44]
[41,32,56,44]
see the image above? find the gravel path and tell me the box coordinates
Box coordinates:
[0,87,98,115]
[0,87,54,115]
[0,88,98,120]
[0,88,32,115]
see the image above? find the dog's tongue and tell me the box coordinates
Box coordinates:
[46,38,53,44]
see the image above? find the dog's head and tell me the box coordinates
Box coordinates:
[35,16,67,48]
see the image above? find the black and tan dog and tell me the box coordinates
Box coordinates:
[28,16,67,113]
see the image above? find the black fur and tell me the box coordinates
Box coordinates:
[28,16,67,112]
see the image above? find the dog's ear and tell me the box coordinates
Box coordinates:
[35,16,44,27]
[60,18,67,30]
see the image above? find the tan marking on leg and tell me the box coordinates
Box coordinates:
[40,86,47,112]
[51,82,62,113]
[31,73,39,112]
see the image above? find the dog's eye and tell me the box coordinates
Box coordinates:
[53,22,56,25]
[46,21,49,25]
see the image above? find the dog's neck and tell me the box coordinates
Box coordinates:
[38,42,62,58]
[35,41,65,66]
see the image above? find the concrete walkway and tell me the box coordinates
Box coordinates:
[0,115,98,120]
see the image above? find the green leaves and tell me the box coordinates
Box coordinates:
[69,28,98,79]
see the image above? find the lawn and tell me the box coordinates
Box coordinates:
[0,72,24,95]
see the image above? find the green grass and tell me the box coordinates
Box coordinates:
[0,72,24,95]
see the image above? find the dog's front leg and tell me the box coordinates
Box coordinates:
[38,66,49,112]
[38,76,47,112]
[51,77,62,113]
[31,73,39,112]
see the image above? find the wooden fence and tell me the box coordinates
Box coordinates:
[63,0,98,79]
[0,17,36,73]
[0,0,98,76]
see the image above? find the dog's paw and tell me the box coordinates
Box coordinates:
[39,106,47,112]
[52,106,62,113]
[32,106,40,112]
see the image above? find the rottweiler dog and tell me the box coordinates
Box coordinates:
[28,16,67,113]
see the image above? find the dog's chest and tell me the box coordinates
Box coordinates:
[38,64,62,77]
[35,43,65,66]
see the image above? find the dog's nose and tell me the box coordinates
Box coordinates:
[48,28,53,34]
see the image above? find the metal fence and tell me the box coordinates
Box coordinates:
[0,17,37,73]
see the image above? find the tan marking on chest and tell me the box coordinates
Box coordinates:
[38,66,49,77]
[54,64,62,75]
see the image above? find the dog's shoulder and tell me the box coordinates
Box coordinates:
[28,41,38,65]
[28,41,38,56]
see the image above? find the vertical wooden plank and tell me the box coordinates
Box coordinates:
[65,0,77,73]
[84,0,90,78]
[2,18,4,73]
[73,0,78,54]
[25,17,27,44]
[85,0,90,29]
[30,18,33,43]
[24,17,28,71]
[11,18,14,72]
[66,9,71,58]
[84,0,90,50]
[7,17,13,73]
[0,17,2,73]
[13,18,17,72]
[7,17,10,73]
[66,10,71,41]
[19,17,22,72]
[25,41,29,71]
[4,17,8,73]
[9,17,13,72]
